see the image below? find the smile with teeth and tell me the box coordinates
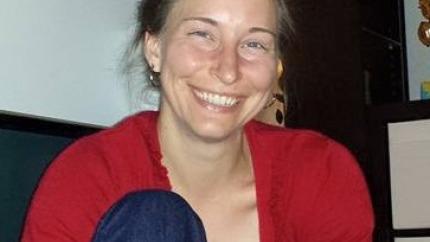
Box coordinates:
[194,90,240,107]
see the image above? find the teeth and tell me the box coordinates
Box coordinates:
[195,90,239,107]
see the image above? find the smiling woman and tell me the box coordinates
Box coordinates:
[21,0,374,242]
[147,0,279,142]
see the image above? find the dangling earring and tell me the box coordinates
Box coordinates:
[148,64,160,86]
[263,60,284,109]
[264,93,285,109]
[275,109,283,125]
[274,60,285,125]
[264,95,277,109]
[149,71,155,82]
[255,59,286,126]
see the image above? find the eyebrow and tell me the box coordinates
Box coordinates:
[182,17,276,37]
[182,17,218,26]
[249,27,277,38]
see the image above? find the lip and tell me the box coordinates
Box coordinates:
[190,86,243,112]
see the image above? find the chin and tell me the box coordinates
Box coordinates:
[189,122,242,143]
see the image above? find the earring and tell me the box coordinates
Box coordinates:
[149,71,155,82]
[148,64,160,86]
[264,95,277,109]
[273,93,285,104]
[263,60,284,109]
[276,108,284,125]
[264,93,285,109]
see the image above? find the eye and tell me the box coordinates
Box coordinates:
[188,30,212,40]
[184,26,219,50]
[242,41,268,51]
[239,38,275,60]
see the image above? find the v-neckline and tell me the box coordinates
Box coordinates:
[141,112,273,242]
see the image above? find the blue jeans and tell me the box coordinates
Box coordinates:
[92,190,207,242]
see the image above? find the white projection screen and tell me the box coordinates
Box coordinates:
[0,0,139,126]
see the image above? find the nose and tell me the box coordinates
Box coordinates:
[213,45,241,85]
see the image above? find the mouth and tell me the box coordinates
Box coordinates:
[193,89,240,107]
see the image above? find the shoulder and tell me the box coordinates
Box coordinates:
[59,111,158,163]
[37,111,160,195]
[247,120,354,165]
[74,111,158,150]
[247,120,332,146]
[249,122,374,240]
[247,120,364,192]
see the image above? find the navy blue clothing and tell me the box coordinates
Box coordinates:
[92,190,207,242]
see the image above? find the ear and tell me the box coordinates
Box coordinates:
[143,32,162,72]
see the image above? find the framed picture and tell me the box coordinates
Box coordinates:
[402,0,430,100]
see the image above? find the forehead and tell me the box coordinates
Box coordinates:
[166,0,278,30]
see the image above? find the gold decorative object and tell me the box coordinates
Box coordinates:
[418,0,430,47]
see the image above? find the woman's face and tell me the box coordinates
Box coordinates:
[145,0,278,141]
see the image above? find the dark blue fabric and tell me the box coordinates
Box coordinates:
[92,190,207,242]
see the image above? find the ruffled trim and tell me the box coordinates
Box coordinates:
[135,111,171,190]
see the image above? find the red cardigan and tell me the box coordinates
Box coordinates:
[22,111,374,242]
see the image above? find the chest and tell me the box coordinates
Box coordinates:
[190,191,260,242]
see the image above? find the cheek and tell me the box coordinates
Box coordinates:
[245,60,277,91]
[162,41,209,78]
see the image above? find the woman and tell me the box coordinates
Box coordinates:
[22,0,374,241]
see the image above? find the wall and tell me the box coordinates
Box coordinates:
[404,0,430,100]
[0,0,140,126]
[285,0,367,162]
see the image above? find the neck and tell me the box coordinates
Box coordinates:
[157,109,252,196]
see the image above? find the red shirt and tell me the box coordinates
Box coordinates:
[22,111,374,242]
